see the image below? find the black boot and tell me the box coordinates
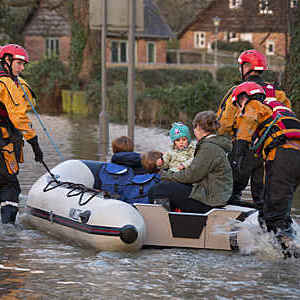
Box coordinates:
[267,219,299,259]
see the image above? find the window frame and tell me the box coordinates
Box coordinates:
[194,31,206,49]
[45,37,59,58]
[266,40,275,56]
[146,42,156,64]
[258,0,273,15]
[240,33,253,43]
[111,40,128,63]
[229,32,238,42]
[290,0,297,8]
[229,0,242,9]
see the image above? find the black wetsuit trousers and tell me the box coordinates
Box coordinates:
[264,147,300,231]
[231,145,265,209]
[0,165,21,224]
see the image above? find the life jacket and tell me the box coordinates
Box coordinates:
[98,162,160,204]
[251,83,300,156]
[0,72,10,119]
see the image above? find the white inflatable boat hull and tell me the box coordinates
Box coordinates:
[26,159,259,252]
[26,160,146,252]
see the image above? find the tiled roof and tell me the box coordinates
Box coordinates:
[138,0,174,38]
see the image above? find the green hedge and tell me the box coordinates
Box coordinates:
[23,60,296,122]
[22,57,69,96]
[212,40,254,53]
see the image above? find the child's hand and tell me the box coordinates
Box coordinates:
[178,164,185,170]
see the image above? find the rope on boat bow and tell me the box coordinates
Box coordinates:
[42,160,102,206]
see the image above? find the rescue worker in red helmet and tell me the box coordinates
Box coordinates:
[216,49,291,214]
[0,43,43,224]
[232,81,300,256]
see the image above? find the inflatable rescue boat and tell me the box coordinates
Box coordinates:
[25,159,258,252]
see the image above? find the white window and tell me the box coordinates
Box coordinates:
[228,32,238,42]
[291,0,298,8]
[240,33,253,43]
[194,32,206,48]
[266,40,275,55]
[45,38,59,58]
[259,0,273,15]
[111,40,128,63]
[147,42,156,64]
[229,0,242,9]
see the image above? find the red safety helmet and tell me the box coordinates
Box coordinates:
[232,81,266,106]
[238,49,267,71]
[0,44,29,63]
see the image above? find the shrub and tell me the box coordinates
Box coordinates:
[212,40,254,53]
[216,66,241,97]
[140,78,222,125]
[22,57,69,96]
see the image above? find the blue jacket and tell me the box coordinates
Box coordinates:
[111,152,146,174]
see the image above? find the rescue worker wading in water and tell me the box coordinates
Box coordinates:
[216,49,291,219]
[231,81,300,256]
[0,44,43,224]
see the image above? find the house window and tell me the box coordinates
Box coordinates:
[266,40,275,55]
[194,32,206,48]
[240,33,253,43]
[227,32,238,42]
[111,40,128,63]
[291,0,298,8]
[259,0,273,15]
[147,42,156,64]
[229,0,242,9]
[46,38,59,58]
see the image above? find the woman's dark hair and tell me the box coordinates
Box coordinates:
[192,110,220,133]
[112,136,134,153]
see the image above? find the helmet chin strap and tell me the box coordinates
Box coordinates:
[241,64,253,81]
[2,56,14,77]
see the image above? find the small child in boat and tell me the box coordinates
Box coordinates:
[141,150,163,173]
[111,136,146,174]
[158,122,195,172]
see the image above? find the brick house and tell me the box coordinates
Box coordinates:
[23,0,71,64]
[23,0,173,66]
[178,0,298,58]
[105,0,173,66]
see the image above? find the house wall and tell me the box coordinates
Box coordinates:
[252,33,287,57]
[180,30,287,57]
[24,36,45,61]
[106,38,168,64]
[24,36,71,63]
[178,0,293,58]
[137,40,168,63]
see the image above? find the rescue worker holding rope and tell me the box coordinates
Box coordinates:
[231,81,300,256]
[0,44,43,224]
[216,50,291,219]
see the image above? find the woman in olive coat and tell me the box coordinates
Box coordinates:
[148,110,233,213]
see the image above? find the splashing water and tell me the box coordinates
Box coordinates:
[213,211,300,260]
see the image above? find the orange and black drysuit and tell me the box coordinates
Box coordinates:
[0,66,42,224]
[217,75,291,210]
[234,97,300,234]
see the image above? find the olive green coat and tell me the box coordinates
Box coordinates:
[161,134,233,207]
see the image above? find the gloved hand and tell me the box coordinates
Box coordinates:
[27,136,43,162]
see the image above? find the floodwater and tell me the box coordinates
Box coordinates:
[1,113,300,300]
